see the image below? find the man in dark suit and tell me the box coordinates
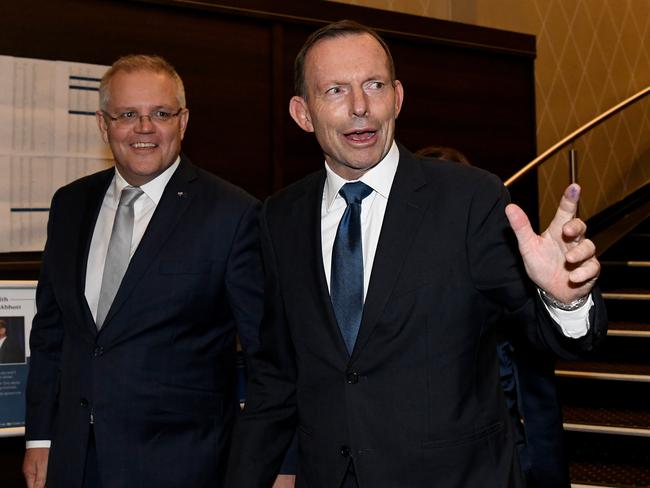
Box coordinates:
[226,21,606,488]
[0,319,25,364]
[417,146,571,487]
[21,55,293,488]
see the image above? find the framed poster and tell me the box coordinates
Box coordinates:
[0,280,37,437]
[0,55,111,253]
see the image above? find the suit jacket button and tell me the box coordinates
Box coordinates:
[340,445,351,457]
[346,372,359,384]
[80,398,89,408]
[93,346,104,357]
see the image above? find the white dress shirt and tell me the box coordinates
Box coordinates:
[320,141,591,336]
[85,158,180,320]
[321,142,399,299]
[27,157,180,449]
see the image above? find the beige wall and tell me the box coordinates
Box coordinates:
[329,0,650,226]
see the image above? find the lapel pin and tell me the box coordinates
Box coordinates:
[177,191,187,198]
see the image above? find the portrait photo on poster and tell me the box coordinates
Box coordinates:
[0,316,26,365]
[0,281,36,433]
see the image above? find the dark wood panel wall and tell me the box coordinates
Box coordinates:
[0,0,538,278]
[0,1,537,483]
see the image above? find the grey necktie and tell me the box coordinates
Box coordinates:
[95,186,143,329]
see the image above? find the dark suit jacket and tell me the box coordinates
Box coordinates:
[0,335,25,364]
[26,156,263,488]
[226,146,606,488]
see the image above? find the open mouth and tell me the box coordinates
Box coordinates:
[345,130,377,142]
[131,142,157,149]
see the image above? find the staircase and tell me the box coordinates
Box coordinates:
[555,194,650,487]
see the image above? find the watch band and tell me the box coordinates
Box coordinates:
[539,288,589,311]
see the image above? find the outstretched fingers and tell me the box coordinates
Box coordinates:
[568,256,601,284]
[565,237,596,264]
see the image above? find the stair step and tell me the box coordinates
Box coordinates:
[571,484,617,488]
[601,261,650,267]
[607,322,650,337]
[556,361,650,382]
[567,431,650,487]
[600,232,650,261]
[565,423,650,437]
[603,298,649,322]
[602,291,650,300]
[599,262,650,289]
[571,461,650,488]
[563,405,650,435]
[556,335,650,373]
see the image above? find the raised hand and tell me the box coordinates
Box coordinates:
[505,183,600,304]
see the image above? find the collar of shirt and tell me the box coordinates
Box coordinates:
[323,141,399,211]
[108,156,181,208]
[0,336,6,348]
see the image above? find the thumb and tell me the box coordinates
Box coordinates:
[505,203,536,250]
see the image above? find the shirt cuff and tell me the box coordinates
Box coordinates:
[26,440,51,449]
[539,290,593,338]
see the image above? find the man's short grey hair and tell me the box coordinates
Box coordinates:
[99,54,186,110]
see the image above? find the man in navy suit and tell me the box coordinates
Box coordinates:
[226,21,606,488]
[417,146,571,487]
[22,55,293,488]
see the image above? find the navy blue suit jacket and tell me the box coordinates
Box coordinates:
[26,156,263,488]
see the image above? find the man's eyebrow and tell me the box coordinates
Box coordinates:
[319,79,347,87]
[110,104,173,111]
[365,74,389,81]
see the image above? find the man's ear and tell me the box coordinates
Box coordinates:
[178,108,189,140]
[393,80,404,119]
[95,111,110,144]
[289,96,314,133]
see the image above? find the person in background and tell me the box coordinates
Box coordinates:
[22,54,294,488]
[416,144,571,487]
[225,20,605,488]
[414,145,470,165]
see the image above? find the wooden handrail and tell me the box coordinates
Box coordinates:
[505,86,650,187]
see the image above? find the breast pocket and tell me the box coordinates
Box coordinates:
[159,259,213,275]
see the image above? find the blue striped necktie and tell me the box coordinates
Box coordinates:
[331,181,373,354]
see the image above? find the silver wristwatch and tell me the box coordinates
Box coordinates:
[539,289,589,311]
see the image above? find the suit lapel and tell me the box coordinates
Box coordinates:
[351,150,431,361]
[75,170,114,337]
[289,172,352,362]
[98,158,196,331]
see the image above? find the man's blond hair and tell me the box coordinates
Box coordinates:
[99,54,186,110]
